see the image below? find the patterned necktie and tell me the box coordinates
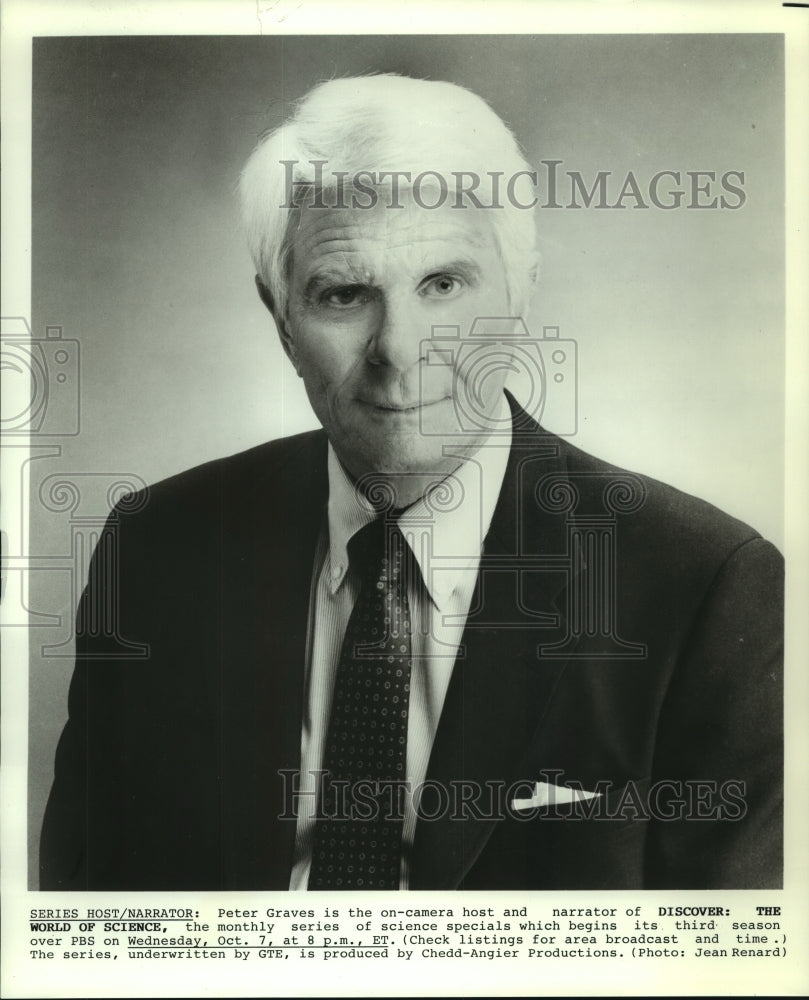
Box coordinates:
[308,515,413,890]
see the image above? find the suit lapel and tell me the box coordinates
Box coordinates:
[217,433,328,888]
[410,406,580,889]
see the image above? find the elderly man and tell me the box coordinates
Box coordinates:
[40,75,782,891]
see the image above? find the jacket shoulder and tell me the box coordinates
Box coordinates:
[116,428,328,518]
[552,432,780,564]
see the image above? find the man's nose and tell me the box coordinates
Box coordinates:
[366,297,422,372]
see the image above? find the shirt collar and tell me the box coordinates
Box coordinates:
[325,447,376,592]
[326,393,512,609]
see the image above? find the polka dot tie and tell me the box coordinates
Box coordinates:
[308,516,413,890]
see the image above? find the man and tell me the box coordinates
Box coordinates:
[40,74,782,891]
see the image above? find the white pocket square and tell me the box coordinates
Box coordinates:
[510,780,603,810]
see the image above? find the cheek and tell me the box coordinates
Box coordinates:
[293,318,344,371]
[485,277,512,314]
[293,321,367,407]
[457,280,511,325]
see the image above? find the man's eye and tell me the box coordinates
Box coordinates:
[323,286,368,307]
[421,275,463,298]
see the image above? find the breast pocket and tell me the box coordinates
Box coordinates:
[509,776,652,821]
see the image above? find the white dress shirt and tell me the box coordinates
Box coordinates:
[289,403,512,889]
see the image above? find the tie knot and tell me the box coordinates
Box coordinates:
[347,516,404,583]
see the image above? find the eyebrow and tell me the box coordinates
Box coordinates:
[303,267,370,301]
[422,258,483,284]
[302,257,484,301]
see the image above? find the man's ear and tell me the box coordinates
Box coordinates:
[510,252,542,318]
[526,250,541,292]
[255,275,300,374]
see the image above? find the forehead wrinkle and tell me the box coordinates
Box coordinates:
[296,230,377,284]
[299,202,495,243]
[292,205,500,291]
[304,224,494,261]
[298,231,387,278]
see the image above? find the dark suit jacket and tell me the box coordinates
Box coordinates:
[40,398,783,890]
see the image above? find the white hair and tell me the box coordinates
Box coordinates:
[239,74,539,318]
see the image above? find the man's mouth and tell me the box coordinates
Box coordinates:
[362,396,450,412]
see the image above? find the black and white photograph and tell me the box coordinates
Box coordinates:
[2,2,807,997]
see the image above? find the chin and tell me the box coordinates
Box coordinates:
[358,442,451,480]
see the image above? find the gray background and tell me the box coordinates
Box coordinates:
[28,34,784,884]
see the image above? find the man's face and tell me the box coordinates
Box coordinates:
[278,192,513,493]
